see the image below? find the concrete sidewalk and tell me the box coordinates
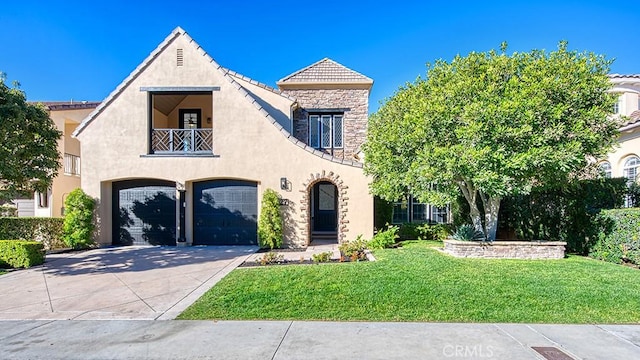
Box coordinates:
[0,320,638,359]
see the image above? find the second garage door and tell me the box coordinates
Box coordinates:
[193,180,258,245]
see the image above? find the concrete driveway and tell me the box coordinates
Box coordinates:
[0,246,257,320]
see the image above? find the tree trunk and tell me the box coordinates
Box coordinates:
[480,193,501,241]
[457,180,484,235]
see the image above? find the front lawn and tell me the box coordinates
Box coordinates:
[178,241,640,323]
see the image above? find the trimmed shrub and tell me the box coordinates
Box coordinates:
[62,188,96,249]
[368,225,398,249]
[258,189,283,249]
[0,240,45,268]
[339,235,368,261]
[418,223,453,241]
[0,217,64,250]
[590,208,640,265]
[397,223,421,240]
[312,251,333,263]
[499,177,627,254]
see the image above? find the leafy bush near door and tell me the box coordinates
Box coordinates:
[590,208,640,266]
[339,235,368,261]
[62,188,96,249]
[368,225,398,249]
[258,188,283,249]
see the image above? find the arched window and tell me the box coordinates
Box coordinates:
[623,156,640,184]
[623,156,640,207]
[599,161,612,178]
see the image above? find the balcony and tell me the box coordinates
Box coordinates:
[64,153,81,176]
[151,128,213,154]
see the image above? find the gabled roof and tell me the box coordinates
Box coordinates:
[72,27,361,168]
[223,67,297,102]
[277,58,373,86]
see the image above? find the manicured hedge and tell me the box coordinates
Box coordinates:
[0,217,65,250]
[590,208,640,266]
[499,177,627,254]
[0,240,45,268]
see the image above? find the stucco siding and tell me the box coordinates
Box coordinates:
[77,31,373,247]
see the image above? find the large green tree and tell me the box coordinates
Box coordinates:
[364,42,619,240]
[0,73,62,200]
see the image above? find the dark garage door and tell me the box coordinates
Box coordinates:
[193,180,258,245]
[113,180,176,246]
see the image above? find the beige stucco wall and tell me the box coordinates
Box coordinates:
[605,129,640,177]
[604,81,640,177]
[76,31,373,247]
[34,107,93,217]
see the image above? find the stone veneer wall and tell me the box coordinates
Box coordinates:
[282,88,369,162]
[443,240,566,260]
[297,170,349,246]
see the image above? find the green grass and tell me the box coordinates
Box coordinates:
[178,241,640,323]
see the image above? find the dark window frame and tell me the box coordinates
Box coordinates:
[308,112,344,150]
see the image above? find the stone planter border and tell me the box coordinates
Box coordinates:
[443,239,566,260]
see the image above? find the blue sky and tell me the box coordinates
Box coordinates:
[1,1,638,112]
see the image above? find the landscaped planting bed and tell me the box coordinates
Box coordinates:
[178,241,640,323]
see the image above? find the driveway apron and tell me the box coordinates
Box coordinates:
[0,246,257,320]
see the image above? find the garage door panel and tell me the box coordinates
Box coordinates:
[113,180,176,246]
[193,180,257,246]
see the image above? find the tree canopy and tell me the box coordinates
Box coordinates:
[364,42,619,240]
[0,73,62,200]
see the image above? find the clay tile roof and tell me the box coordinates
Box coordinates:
[277,58,373,85]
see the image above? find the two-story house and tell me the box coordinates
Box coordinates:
[12,101,99,217]
[73,27,374,247]
[600,75,640,191]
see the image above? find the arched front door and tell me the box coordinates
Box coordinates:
[311,181,338,242]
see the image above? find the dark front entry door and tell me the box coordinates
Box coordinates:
[113,180,176,246]
[193,180,258,245]
[312,182,338,232]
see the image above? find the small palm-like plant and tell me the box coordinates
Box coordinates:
[452,224,486,241]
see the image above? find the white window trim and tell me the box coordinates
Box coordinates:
[623,156,639,183]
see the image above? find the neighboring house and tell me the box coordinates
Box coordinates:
[73,27,374,247]
[13,101,99,217]
[600,75,640,196]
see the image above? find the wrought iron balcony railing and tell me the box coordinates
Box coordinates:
[151,128,213,154]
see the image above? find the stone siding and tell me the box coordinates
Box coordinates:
[283,88,369,162]
[443,240,566,260]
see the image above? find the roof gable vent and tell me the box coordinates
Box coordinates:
[177,48,184,66]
